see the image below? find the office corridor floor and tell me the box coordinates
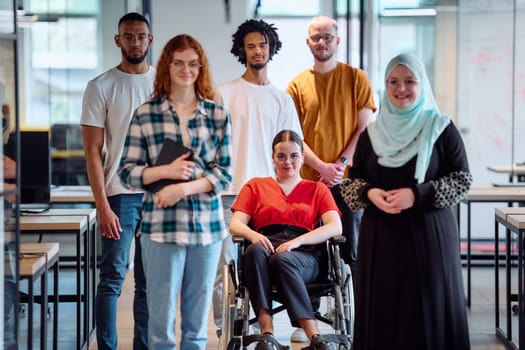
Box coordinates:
[88,266,507,350]
[18,265,509,349]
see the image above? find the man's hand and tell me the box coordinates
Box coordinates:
[317,162,345,188]
[98,206,122,240]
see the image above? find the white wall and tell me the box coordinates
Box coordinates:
[150,0,333,90]
[151,0,247,86]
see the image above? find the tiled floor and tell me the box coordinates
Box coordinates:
[19,264,511,349]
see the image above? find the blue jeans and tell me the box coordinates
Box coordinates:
[141,236,221,350]
[96,193,148,350]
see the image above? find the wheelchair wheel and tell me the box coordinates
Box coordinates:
[341,263,355,344]
[220,262,237,350]
[226,338,241,350]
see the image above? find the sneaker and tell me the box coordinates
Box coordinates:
[308,334,335,350]
[290,328,308,342]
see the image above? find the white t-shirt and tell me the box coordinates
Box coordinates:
[218,77,303,193]
[80,66,156,196]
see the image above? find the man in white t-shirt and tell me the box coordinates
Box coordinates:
[80,12,154,350]
[213,19,322,343]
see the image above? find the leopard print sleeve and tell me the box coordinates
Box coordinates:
[340,178,368,211]
[430,171,473,208]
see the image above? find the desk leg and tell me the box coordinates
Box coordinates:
[518,230,525,349]
[53,261,59,350]
[76,232,81,350]
[467,202,472,307]
[40,263,48,350]
[83,225,89,346]
[506,227,512,341]
[28,278,34,350]
[90,222,97,338]
[495,219,500,330]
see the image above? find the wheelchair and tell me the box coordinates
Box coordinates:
[219,234,354,350]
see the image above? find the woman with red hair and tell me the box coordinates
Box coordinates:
[119,34,232,349]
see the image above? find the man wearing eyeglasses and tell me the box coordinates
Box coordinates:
[81,12,153,350]
[287,16,376,285]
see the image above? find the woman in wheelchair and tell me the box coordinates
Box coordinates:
[229,130,342,350]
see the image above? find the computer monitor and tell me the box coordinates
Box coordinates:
[19,130,51,210]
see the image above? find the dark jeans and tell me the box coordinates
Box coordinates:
[96,193,148,350]
[244,243,321,325]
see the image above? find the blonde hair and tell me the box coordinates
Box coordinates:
[308,16,338,34]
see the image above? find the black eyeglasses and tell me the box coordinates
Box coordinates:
[309,34,335,43]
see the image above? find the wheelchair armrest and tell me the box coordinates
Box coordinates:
[329,235,346,245]
[232,236,248,244]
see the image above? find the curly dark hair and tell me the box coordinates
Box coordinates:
[230,19,282,65]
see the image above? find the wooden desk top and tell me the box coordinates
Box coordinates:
[20,215,88,232]
[464,186,525,202]
[20,242,60,261]
[21,208,96,221]
[495,207,525,222]
[487,165,525,175]
[506,214,525,230]
[20,255,47,277]
[50,186,94,203]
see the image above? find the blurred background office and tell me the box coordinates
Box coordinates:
[9,0,524,234]
[0,0,524,346]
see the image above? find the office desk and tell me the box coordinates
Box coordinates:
[488,165,525,183]
[50,186,94,204]
[494,207,525,348]
[20,242,60,350]
[20,254,48,350]
[20,215,89,350]
[461,186,525,307]
[21,208,98,348]
[494,212,525,348]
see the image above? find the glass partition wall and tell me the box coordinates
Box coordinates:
[1,1,19,348]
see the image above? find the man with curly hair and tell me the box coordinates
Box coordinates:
[213,19,317,342]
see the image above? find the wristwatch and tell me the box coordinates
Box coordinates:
[339,156,349,166]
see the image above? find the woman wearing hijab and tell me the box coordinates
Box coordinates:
[340,53,472,350]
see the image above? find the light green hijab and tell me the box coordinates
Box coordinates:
[367,53,450,183]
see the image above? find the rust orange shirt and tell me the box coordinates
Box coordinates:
[287,63,376,181]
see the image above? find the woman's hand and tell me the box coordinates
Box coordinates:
[275,238,301,253]
[251,233,275,253]
[368,187,415,214]
[154,183,187,208]
[167,152,195,181]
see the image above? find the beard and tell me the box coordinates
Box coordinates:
[248,62,266,70]
[122,47,149,65]
[312,49,334,63]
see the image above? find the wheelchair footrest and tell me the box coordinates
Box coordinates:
[300,334,350,350]
[243,333,290,350]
